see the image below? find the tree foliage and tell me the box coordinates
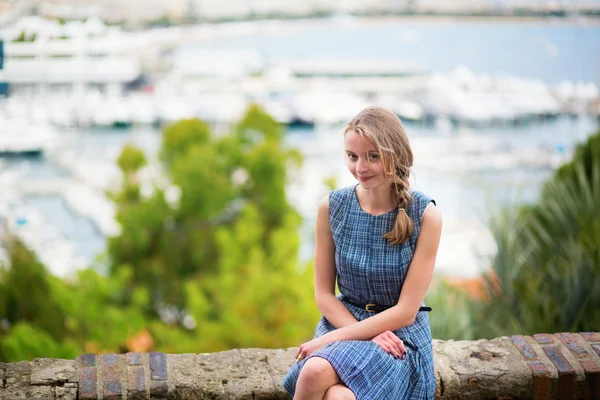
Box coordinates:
[107,104,319,352]
[0,105,318,361]
[469,131,600,337]
[0,237,150,361]
[0,238,67,341]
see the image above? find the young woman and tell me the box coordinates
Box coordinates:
[282,106,442,399]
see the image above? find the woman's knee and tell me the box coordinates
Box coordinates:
[297,357,339,387]
[324,384,356,400]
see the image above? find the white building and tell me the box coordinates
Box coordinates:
[37,0,190,25]
[12,0,600,26]
[0,16,141,96]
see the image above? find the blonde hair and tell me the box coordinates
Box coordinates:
[345,106,413,245]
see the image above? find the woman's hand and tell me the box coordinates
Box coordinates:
[371,331,406,359]
[295,336,329,363]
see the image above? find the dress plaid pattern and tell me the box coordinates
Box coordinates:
[283,185,436,399]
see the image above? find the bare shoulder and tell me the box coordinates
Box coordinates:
[422,202,442,230]
[317,195,329,219]
[316,194,332,230]
[317,194,330,213]
[414,202,442,256]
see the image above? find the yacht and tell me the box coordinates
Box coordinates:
[0,116,56,157]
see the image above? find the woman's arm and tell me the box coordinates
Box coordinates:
[297,203,442,357]
[314,195,359,329]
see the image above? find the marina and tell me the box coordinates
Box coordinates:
[0,14,598,278]
[0,17,598,131]
[0,66,596,130]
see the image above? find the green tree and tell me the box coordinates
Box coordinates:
[471,131,600,337]
[1,323,78,362]
[0,237,67,341]
[0,236,151,361]
[182,203,318,352]
[108,105,319,351]
[50,266,150,354]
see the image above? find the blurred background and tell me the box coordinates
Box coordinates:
[0,0,599,362]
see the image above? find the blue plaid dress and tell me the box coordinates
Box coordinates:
[283,185,436,399]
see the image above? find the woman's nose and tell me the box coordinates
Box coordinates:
[357,158,369,173]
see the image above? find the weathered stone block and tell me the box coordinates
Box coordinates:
[593,344,600,358]
[510,335,540,361]
[269,374,291,399]
[168,354,225,399]
[581,332,600,343]
[30,385,54,399]
[150,352,167,380]
[4,361,31,388]
[80,367,96,382]
[2,387,31,399]
[262,348,296,376]
[432,340,460,399]
[223,376,276,399]
[127,365,146,400]
[533,334,554,345]
[102,353,118,366]
[221,349,272,379]
[0,362,5,389]
[79,354,96,368]
[55,384,78,400]
[271,374,292,400]
[175,379,225,400]
[436,338,531,400]
[151,379,168,398]
[501,337,534,399]
[79,380,98,399]
[126,352,143,366]
[579,360,600,400]
[31,358,76,385]
[78,364,97,400]
[101,353,122,383]
[528,361,551,400]
[543,345,576,400]
[103,381,122,400]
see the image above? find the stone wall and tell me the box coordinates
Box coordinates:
[1,332,599,399]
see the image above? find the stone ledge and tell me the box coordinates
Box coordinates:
[0,332,598,399]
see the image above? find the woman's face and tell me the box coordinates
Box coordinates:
[344,130,389,190]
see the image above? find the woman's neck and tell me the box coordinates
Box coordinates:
[355,184,396,214]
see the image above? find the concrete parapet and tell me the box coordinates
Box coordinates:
[0,332,599,399]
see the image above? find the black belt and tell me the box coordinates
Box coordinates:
[345,298,432,313]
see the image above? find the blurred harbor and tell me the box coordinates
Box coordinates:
[0,14,599,278]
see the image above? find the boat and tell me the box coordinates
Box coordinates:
[0,117,56,157]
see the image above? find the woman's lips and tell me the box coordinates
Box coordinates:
[358,176,373,182]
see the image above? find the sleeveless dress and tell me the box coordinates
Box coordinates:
[283,185,436,399]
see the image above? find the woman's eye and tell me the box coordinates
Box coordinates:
[370,154,379,160]
[347,154,357,160]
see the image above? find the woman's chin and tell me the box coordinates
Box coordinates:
[358,180,375,189]
[357,179,391,191]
